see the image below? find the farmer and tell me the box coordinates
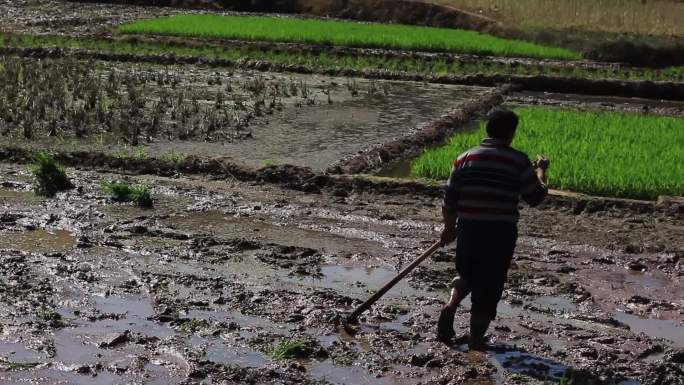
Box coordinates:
[437,107,549,350]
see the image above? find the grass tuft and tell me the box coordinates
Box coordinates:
[101,181,153,208]
[35,306,62,322]
[0,358,39,371]
[410,107,684,199]
[119,15,580,60]
[269,338,324,360]
[30,152,74,197]
[177,318,210,333]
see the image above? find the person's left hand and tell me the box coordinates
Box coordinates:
[440,226,458,246]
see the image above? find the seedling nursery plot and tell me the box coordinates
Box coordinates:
[410,107,684,199]
[0,1,683,385]
[119,15,580,60]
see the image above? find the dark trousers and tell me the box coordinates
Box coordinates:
[455,219,517,319]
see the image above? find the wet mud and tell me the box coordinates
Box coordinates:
[0,162,682,385]
[0,56,488,171]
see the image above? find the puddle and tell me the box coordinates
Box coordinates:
[0,188,42,204]
[0,342,46,363]
[168,211,387,256]
[310,362,394,385]
[375,120,481,179]
[92,294,156,320]
[529,296,577,314]
[143,82,490,171]
[613,312,684,348]
[490,350,567,381]
[0,228,74,253]
[604,271,669,290]
[295,264,424,298]
[205,345,269,368]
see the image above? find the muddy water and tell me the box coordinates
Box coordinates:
[0,165,682,385]
[376,120,481,178]
[145,80,489,171]
[0,228,75,252]
[614,312,684,348]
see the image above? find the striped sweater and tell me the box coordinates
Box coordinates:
[444,138,548,222]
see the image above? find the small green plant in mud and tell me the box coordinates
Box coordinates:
[30,152,74,197]
[160,150,186,167]
[269,337,327,361]
[177,318,211,333]
[35,306,61,322]
[0,358,39,371]
[101,181,153,208]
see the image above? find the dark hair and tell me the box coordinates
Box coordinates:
[486,108,518,139]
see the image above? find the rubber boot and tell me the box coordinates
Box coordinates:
[436,278,468,343]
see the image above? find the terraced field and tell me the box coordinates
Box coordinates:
[0,1,682,385]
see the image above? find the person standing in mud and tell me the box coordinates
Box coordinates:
[437,107,549,349]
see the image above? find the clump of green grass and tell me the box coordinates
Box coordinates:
[30,152,74,197]
[269,338,324,360]
[101,181,153,207]
[35,306,62,322]
[410,107,683,199]
[177,318,210,333]
[0,358,39,371]
[119,15,580,60]
[159,150,186,167]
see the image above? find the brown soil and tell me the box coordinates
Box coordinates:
[0,159,682,385]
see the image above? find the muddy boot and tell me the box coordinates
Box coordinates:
[436,305,456,343]
[468,313,492,351]
[437,278,468,343]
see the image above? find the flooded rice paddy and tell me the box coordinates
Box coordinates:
[0,164,682,385]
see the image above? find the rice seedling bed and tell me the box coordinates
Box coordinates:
[2,34,682,83]
[119,14,581,60]
[409,107,684,199]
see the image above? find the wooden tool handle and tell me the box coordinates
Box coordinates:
[346,241,442,325]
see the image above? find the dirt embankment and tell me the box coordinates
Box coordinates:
[68,0,497,30]
[294,0,496,30]
[1,145,681,220]
[326,84,513,175]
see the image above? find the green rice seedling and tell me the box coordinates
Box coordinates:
[31,152,74,197]
[101,181,153,208]
[119,15,580,60]
[0,358,39,371]
[160,150,185,167]
[410,107,683,199]
[269,338,323,360]
[35,306,62,322]
[177,318,210,333]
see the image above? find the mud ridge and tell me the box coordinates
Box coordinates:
[67,0,497,31]
[3,46,683,101]
[1,146,680,218]
[326,84,513,175]
[114,34,622,71]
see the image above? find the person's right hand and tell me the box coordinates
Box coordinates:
[440,226,458,246]
[534,155,550,171]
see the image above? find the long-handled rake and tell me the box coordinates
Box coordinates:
[343,241,442,330]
